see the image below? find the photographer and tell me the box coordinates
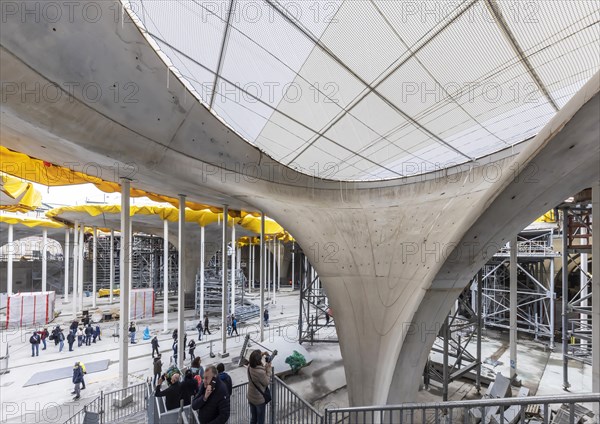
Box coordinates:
[192,365,230,424]
[155,372,182,411]
[247,350,272,424]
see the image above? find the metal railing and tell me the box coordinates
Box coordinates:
[324,393,600,424]
[63,381,149,424]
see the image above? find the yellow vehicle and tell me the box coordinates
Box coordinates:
[98,289,120,298]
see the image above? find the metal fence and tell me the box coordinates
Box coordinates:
[63,381,149,424]
[324,393,600,424]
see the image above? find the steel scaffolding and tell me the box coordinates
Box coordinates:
[476,229,559,348]
[87,233,177,293]
[560,195,594,389]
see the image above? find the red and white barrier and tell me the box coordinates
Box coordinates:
[130,288,154,320]
[5,291,55,328]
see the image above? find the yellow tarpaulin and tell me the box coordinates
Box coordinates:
[535,210,556,223]
[0,214,64,229]
[0,172,42,212]
[46,204,294,241]
[0,146,236,213]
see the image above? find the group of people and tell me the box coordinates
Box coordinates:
[153,348,272,424]
[30,321,101,356]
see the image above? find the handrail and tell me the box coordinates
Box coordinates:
[327,392,600,413]
[274,375,322,417]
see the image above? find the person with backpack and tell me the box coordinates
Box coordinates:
[29,331,41,357]
[71,362,84,400]
[85,324,93,346]
[57,329,65,352]
[216,363,232,396]
[77,327,84,347]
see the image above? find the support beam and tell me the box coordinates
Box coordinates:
[92,226,97,308]
[510,236,518,380]
[221,205,229,357]
[562,208,570,389]
[78,224,84,312]
[476,271,483,394]
[549,257,555,350]
[119,179,131,389]
[200,226,205,323]
[7,224,13,295]
[163,219,169,333]
[581,227,588,349]
[592,181,599,406]
[272,239,277,304]
[291,242,295,291]
[249,243,253,293]
[177,194,186,370]
[41,228,47,293]
[64,228,70,302]
[72,221,79,317]
[260,213,265,342]
[231,223,236,316]
[110,230,115,304]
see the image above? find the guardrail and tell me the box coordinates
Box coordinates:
[63,381,149,424]
[324,393,600,423]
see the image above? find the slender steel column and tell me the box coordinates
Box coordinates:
[42,228,47,292]
[163,219,169,333]
[260,213,265,342]
[119,179,131,389]
[562,208,570,389]
[72,221,79,317]
[591,182,599,407]
[231,223,236,316]
[200,226,205,323]
[221,205,229,356]
[109,230,115,304]
[177,195,186,369]
[509,237,518,380]
[7,224,13,295]
[64,228,70,302]
[92,226,97,308]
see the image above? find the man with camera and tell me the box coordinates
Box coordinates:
[192,365,230,423]
[155,372,182,411]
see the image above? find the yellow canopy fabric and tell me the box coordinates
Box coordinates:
[0,146,237,213]
[0,172,42,212]
[535,210,556,223]
[0,214,64,229]
[46,204,294,241]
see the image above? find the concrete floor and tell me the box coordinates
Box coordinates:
[0,291,594,423]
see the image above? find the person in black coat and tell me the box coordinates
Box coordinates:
[155,373,182,411]
[180,369,199,406]
[67,332,76,352]
[216,363,233,396]
[151,336,160,358]
[192,366,230,424]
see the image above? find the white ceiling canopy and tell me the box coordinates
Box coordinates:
[124,0,600,181]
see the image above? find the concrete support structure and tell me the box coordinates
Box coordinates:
[200,226,205,322]
[260,214,265,342]
[163,219,169,333]
[509,237,518,380]
[109,230,115,304]
[72,221,79,317]
[64,228,70,302]
[92,226,97,308]
[221,206,229,357]
[41,228,47,292]
[119,179,131,389]
[7,224,13,295]
[177,195,186,370]
[592,181,599,410]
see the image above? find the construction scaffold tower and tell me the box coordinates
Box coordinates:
[560,189,593,389]
[298,246,336,344]
[86,233,178,294]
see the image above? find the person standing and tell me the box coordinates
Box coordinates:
[85,324,93,346]
[155,373,182,411]
[153,355,162,385]
[77,327,84,347]
[203,314,211,335]
[231,315,239,337]
[39,328,49,350]
[79,362,87,390]
[67,331,76,352]
[188,339,196,361]
[217,363,233,396]
[151,335,160,358]
[29,331,40,357]
[71,362,84,400]
[129,322,137,344]
[58,329,65,352]
[95,325,101,341]
[263,309,269,327]
[192,365,230,423]
[190,357,204,379]
[247,350,272,424]
[196,320,203,341]
[172,340,178,365]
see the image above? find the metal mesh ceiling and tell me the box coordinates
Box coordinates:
[124,0,600,181]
